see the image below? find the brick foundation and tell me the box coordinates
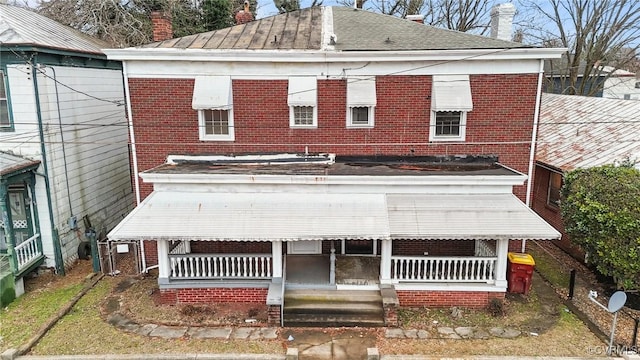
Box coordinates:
[396,290,505,309]
[159,287,268,305]
[267,305,281,326]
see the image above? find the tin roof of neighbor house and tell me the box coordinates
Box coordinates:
[0,152,40,177]
[141,6,528,51]
[0,4,108,55]
[536,93,640,170]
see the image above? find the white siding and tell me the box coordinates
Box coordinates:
[35,65,133,266]
[603,77,640,100]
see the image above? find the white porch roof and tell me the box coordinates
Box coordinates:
[108,191,390,242]
[387,194,560,240]
[108,191,560,242]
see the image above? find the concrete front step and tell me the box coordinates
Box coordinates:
[284,289,382,302]
[284,313,385,327]
[283,289,385,327]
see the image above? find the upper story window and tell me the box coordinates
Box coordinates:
[430,75,473,142]
[346,77,376,128]
[192,76,234,141]
[288,77,317,128]
[0,70,11,130]
[547,171,562,208]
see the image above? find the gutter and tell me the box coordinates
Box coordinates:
[122,61,147,272]
[523,58,545,253]
[32,58,65,275]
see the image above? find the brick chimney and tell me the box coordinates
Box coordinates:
[490,3,516,41]
[235,1,254,25]
[151,11,173,42]
[406,14,425,24]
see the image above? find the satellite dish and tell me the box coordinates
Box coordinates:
[607,291,627,313]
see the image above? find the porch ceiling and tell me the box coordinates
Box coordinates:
[107,191,390,242]
[108,191,560,242]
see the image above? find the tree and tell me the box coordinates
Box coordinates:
[561,164,640,290]
[518,0,640,96]
[201,0,234,30]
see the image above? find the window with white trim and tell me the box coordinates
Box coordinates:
[0,70,11,130]
[288,77,317,128]
[430,75,473,141]
[347,77,376,128]
[192,76,234,141]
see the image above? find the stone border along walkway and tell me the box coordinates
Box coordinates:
[104,279,527,341]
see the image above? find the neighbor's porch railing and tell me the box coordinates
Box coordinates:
[14,234,42,272]
[391,256,497,283]
[169,253,272,279]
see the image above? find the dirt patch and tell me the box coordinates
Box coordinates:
[106,275,268,327]
[23,259,93,293]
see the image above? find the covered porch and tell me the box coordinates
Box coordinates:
[108,190,559,293]
[0,153,44,288]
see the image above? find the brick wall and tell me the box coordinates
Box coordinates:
[159,287,267,305]
[128,74,538,201]
[531,165,585,260]
[393,240,475,256]
[190,241,272,254]
[396,290,505,308]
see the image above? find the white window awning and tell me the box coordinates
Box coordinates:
[108,191,390,242]
[387,193,560,240]
[347,77,377,106]
[192,76,232,110]
[288,77,317,106]
[431,75,473,111]
[109,191,560,242]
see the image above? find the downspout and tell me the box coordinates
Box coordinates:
[122,62,147,272]
[32,59,65,275]
[523,58,545,253]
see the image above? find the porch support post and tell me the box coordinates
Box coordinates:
[495,238,509,288]
[272,240,282,278]
[184,240,191,253]
[157,239,170,283]
[380,239,392,284]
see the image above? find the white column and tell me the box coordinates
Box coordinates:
[495,238,509,288]
[380,239,392,284]
[272,241,282,278]
[184,240,191,253]
[157,240,170,282]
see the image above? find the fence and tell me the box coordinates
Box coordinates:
[528,240,640,352]
[98,241,141,276]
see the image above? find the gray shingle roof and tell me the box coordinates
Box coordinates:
[331,7,524,51]
[142,6,528,51]
[0,4,108,55]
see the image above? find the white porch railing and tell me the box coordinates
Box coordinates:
[391,256,497,283]
[15,234,42,272]
[169,253,272,279]
[169,241,188,255]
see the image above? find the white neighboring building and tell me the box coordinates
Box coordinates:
[0,4,134,293]
[602,68,640,100]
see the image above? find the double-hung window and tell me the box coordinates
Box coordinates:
[430,75,473,141]
[192,76,234,141]
[0,70,11,130]
[288,77,317,128]
[346,77,376,128]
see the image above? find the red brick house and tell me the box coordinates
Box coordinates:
[105,5,563,326]
[533,93,640,261]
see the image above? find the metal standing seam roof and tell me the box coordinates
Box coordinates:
[107,191,391,242]
[0,4,108,55]
[536,93,640,170]
[108,191,560,242]
[141,6,528,51]
[387,193,560,240]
